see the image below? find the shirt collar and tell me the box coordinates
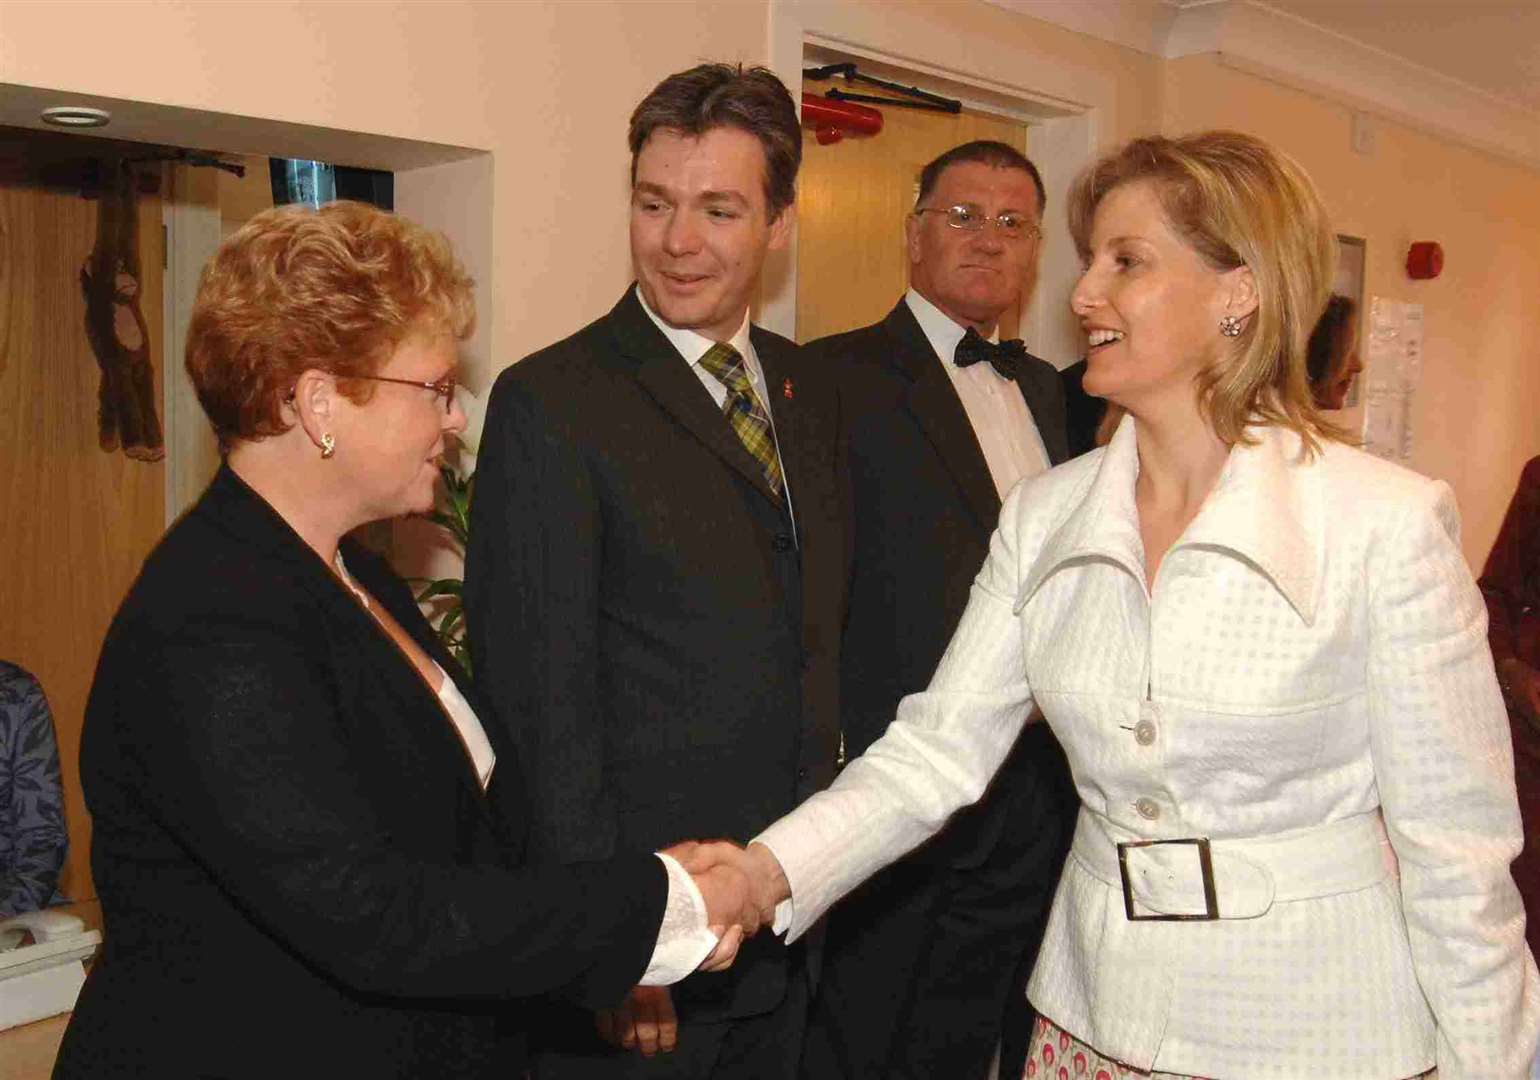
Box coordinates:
[905,287,998,367]
[636,284,754,369]
[1021,416,1324,625]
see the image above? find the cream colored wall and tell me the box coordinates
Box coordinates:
[1163,55,1540,567]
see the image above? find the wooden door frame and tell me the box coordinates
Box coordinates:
[767,11,1097,369]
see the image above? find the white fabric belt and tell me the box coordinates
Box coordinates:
[1071,807,1394,920]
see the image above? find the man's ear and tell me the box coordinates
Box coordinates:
[904,212,923,268]
[289,368,337,451]
[1223,264,1260,322]
[767,204,795,252]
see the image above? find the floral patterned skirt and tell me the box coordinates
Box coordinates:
[1024,1016,1436,1080]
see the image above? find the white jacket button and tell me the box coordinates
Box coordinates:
[1134,719,1157,745]
[1135,797,1160,820]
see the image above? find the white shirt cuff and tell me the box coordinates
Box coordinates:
[771,896,794,937]
[637,852,720,986]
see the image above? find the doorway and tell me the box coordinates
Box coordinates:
[796,68,1032,344]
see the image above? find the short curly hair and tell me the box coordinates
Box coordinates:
[1068,131,1341,452]
[185,200,475,449]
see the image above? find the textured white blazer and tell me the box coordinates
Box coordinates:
[760,417,1540,1079]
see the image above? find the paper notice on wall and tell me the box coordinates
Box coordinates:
[1361,297,1424,462]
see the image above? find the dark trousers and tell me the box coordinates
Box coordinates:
[799,729,1075,1080]
[533,948,812,1080]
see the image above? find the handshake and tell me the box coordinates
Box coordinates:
[664,839,790,974]
[595,841,792,1056]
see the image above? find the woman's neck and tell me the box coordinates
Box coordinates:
[1130,398,1230,516]
[227,439,356,565]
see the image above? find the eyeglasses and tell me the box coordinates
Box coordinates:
[351,374,458,412]
[285,374,458,413]
[915,204,1042,241]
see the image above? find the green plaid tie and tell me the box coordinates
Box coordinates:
[698,342,784,501]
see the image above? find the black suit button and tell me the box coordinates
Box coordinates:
[797,766,809,781]
[772,534,794,552]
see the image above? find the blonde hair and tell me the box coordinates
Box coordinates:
[186,200,475,449]
[1068,131,1343,451]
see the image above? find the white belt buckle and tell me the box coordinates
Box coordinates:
[1117,837,1219,921]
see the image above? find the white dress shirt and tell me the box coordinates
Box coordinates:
[636,286,797,539]
[905,288,1050,498]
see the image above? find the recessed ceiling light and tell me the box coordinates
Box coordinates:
[40,105,111,128]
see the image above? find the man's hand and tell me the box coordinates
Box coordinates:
[1500,659,1540,725]
[667,840,791,930]
[596,985,677,1056]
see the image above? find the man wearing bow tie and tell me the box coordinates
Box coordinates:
[798,141,1077,1080]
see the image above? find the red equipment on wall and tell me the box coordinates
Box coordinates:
[801,92,883,145]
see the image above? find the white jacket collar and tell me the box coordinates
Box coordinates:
[1023,415,1324,625]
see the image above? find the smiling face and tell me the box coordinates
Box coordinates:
[1071,181,1255,418]
[906,161,1042,335]
[630,126,790,343]
[334,329,465,520]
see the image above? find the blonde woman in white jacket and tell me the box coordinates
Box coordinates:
[724,131,1540,1078]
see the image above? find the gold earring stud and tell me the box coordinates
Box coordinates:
[320,432,336,459]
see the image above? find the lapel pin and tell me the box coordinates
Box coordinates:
[782,377,795,400]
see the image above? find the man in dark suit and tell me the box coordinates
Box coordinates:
[798,142,1079,1080]
[1062,356,1109,457]
[465,64,842,1080]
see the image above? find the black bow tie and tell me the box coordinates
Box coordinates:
[954,327,1026,381]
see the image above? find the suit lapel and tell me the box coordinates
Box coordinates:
[882,301,1001,529]
[201,469,496,817]
[610,289,781,506]
[1014,359,1070,466]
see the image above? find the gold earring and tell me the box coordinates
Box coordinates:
[320,432,336,459]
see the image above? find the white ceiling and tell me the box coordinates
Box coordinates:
[1178,0,1540,114]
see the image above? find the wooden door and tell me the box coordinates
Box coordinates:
[0,128,168,930]
[796,78,1031,344]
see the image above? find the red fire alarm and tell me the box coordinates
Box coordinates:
[1406,241,1443,280]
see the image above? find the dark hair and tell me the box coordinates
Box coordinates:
[1306,294,1357,385]
[916,140,1046,215]
[628,63,801,219]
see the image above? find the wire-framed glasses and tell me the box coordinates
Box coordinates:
[285,374,458,413]
[915,204,1042,241]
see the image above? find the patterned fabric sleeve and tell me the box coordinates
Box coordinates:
[0,661,69,917]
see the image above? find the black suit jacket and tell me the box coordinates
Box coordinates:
[465,289,844,1025]
[55,467,666,1079]
[1061,357,1106,458]
[800,299,1077,1077]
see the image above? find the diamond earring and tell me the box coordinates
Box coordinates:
[1219,314,1244,338]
